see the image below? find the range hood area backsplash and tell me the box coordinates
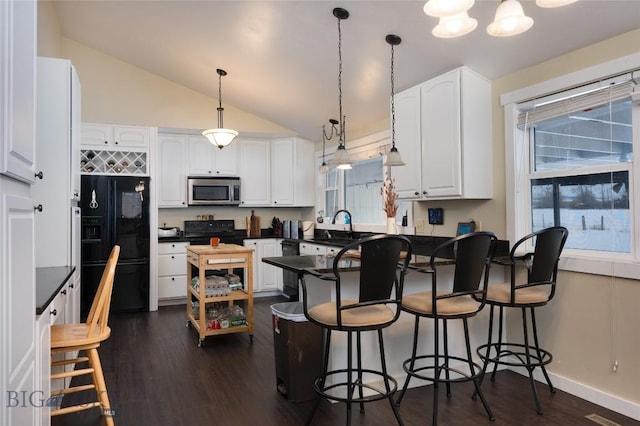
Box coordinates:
[158,206,310,233]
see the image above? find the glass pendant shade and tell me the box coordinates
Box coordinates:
[383,146,406,167]
[333,145,352,169]
[432,11,478,38]
[487,0,533,37]
[318,162,329,174]
[203,128,238,149]
[423,0,475,17]
[536,0,578,7]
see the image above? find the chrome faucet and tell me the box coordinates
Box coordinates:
[331,209,353,238]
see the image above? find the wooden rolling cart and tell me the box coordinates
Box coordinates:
[186,244,254,347]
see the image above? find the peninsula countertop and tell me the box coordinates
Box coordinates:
[36,266,75,315]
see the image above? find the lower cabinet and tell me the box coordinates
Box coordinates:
[299,242,340,256]
[158,241,189,301]
[244,238,283,293]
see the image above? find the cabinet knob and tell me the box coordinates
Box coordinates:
[50,309,57,316]
[74,192,80,198]
[171,255,175,259]
[35,171,44,179]
[172,244,175,248]
[61,290,67,295]
[171,277,175,281]
[104,140,108,144]
[422,191,427,195]
[69,283,74,288]
[115,141,119,145]
[414,191,419,196]
[34,204,43,212]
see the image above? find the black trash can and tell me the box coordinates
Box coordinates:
[271,302,323,402]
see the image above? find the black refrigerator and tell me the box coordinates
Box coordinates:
[80,175,150,317]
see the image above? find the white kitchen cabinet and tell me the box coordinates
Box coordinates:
[81,123,151,151]
[300,242,328,255]
[1,1,39,423]
[188,134,238,176]
[0,0,36,185]
[34,58,82,268]
[238,137,314,207]
[271,137,314,206]
[158,241,189,301]
[238,138,271,206]
[157,134,188,208]
[244,238,283,293]
[391,66,492,200]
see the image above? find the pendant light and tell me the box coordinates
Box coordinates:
[487,0,534,37]
[319,120,333,174]
[327,7,351,170]
[202,68,238,149]
[383,34,405,167]
[423,0,475,17]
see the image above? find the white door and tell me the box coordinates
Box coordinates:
[390,86,422,199]
[238,138,270,206]
[157,134,188,207]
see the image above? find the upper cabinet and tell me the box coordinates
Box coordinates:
[238,137,314,207]
[157,134,188,208]
[0,0,37,184]
[238,138,271,206]
[188,134,238,176]
[81,123,151,151]
[391,66,493,200]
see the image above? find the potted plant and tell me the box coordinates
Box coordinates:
[381,176,398,234]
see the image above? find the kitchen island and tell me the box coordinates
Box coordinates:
[262,253,505,389]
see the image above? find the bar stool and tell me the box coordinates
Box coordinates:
[396,232,497,425]
[476,226,568,415]
[50,245,119,425]
[300,234,412,425]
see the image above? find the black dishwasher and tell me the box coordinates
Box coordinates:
[281,240,300,301]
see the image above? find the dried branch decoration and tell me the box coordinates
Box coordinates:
[381,177,398,218]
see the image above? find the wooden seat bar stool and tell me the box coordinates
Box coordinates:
[50,245,120,425]
[396,232,498,425]
[475,226,568,415]
[301,234,412,425]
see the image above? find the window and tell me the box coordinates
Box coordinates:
[505,66,640,272]
[526,98,633,253]
[319,137,411,227]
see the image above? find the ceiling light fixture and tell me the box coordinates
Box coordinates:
[202,68,238,149]
[319,119,333,174]
[326,7,351,170]
[425,0,577,39]
[383,34,405,167]
[535,0,578,7]
[486,0,534,37]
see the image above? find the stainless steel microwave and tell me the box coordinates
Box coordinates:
[187,177,240,206]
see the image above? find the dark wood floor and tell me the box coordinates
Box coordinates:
[52,296,638,426]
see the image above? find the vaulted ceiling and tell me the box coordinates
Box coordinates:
[52,1,640,141]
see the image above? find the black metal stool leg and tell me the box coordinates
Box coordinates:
[443,319,452,397]
[530,307,555,393]
[473,304,495,400]
[346,331,353,425]
[433,313,440,426]
[463,318,495,421]
[490,306,504,381]
[378,329,404,425]
[307,328,331,426]
[522,307,544,415]
[397,315,420,406]
[357,331,365,414]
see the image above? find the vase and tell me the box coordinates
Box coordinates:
[386,217,398,234]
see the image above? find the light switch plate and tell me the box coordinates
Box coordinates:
[428,208,444,225]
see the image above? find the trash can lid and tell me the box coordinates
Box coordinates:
[271,302,308,322]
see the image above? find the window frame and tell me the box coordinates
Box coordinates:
[502,52,640,279]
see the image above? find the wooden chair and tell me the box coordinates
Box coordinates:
[50,245,120,425]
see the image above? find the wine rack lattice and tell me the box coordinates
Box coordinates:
[81,149,147,175]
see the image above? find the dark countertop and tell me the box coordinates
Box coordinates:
[36,266,75,315]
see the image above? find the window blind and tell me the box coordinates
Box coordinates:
[517,71,639,129]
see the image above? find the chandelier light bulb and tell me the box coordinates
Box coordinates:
[487,0,533,37]
[536,0,578,7]
[423,0,475,17]
[432,11,478,38]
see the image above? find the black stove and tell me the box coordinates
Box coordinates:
[183,220,244,245]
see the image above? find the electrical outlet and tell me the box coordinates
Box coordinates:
[475,220,482,231]
[415,219,425,233]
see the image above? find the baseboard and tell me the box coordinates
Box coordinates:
[509,367,640,421]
